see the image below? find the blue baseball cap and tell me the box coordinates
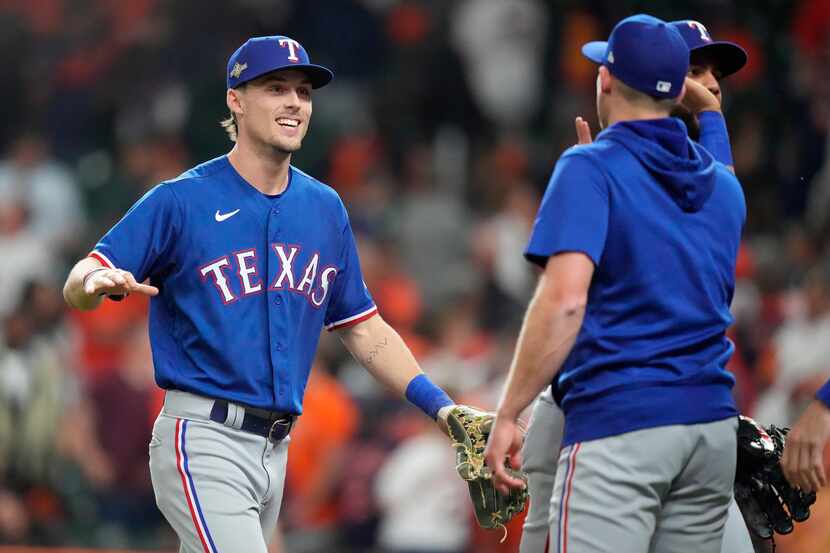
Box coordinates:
[227,36,334,89]
[670,20,747,78]
[582,14,689,99]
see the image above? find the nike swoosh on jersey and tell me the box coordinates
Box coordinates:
[215,209,240,222]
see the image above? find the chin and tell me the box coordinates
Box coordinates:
[270,139,302,154]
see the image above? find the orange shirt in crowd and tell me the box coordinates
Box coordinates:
[285,367,359,527]
[70,293,149,383]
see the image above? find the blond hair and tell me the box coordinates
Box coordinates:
[220,113,238,142]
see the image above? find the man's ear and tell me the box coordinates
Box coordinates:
[599,66,613,95]
[227,88,244,117]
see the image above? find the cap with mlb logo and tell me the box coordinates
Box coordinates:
[581,14,689,99]
[227,35,334,89]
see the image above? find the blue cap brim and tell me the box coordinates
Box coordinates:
[233,64,334,89]
[295,64,334,89]
[581,41,608,64]
[689,41,747,78]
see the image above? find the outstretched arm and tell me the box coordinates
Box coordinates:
[337,314,423,397]
[337,314,455,428]
[485,252,593,493]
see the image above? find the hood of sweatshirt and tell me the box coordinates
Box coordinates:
[599,117,717,212]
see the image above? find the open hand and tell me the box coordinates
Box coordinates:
[575,116,593,145]
[84,267,159,298]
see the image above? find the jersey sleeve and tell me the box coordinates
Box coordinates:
[90,183,180,282]
[525,151,610,268]
[817,378,830,409]
[324,214,377,331]
[697,111,734,167]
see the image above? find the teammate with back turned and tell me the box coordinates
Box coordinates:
[484,14,745,553]
[517,18,756,553]
[62,35,513,553]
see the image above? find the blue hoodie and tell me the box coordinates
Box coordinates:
[525,117,745,446]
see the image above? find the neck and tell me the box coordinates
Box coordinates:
[606,105,670,128]
[227,139,291,196]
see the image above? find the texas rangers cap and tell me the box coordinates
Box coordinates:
[670,20,747,78]
[581,14,689,99]
[227,35,334,89]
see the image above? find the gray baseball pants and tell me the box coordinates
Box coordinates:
[149,390,289,553]
[520,390,753,553]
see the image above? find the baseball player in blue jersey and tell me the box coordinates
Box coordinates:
[61,36,491,553]
[517,19,754,553]
[484,14,745,553]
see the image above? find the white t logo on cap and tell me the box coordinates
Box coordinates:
[656,81,672,93]
[278,38,301,62]
[687,21,712,42]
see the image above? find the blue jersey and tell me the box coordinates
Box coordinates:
[526,118,744,446]
[91,155,376,413]
[818,379,830,408]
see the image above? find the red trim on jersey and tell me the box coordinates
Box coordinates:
[88,251,115,269]
[327,306,378,331]
[175,419,211,553]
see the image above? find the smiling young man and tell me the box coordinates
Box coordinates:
[62,35,473,552]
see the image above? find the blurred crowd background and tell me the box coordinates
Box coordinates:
[1,0,829,552]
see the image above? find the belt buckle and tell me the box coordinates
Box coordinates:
[267,416,293,443]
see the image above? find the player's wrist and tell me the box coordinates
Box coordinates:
[495,403,522,422]
[82,267,109,291]
[405,373,454,420]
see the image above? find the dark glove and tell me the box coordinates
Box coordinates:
[445,405,528,538]
[734,415,817,541]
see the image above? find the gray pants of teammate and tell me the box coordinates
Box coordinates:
[149,390,289,553]
[520,389,754,553]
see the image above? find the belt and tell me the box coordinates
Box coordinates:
[209,400,296,444]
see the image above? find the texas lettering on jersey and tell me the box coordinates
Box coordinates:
[199,243,336,307]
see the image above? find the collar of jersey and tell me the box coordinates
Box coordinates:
[223,154,296,222]
[221,155,294,207]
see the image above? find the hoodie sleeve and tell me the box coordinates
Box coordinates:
[525,151,609,267]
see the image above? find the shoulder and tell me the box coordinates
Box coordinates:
[557,143,616,173]
[290,166,343,202]
[548,145,611,193]
[163,156,231,190]
[712,162,744,196]
[290,166,349,222]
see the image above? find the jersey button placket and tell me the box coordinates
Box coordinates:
[265,207,285,405]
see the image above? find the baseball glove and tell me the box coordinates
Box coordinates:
[734,415,816,543]
[445,405,528,540]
